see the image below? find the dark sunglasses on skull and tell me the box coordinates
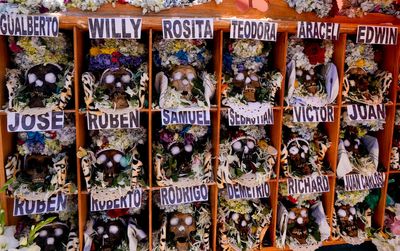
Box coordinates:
[20,154,53,185]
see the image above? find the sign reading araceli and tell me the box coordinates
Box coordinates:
[297,21,340,40]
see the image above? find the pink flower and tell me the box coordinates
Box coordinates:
[390,218,400,235]
[9,42,22,53]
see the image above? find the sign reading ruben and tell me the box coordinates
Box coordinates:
[88,18,142,39]
[292,106,334,123]
[357,25,398,45]
[230,19,277,41]
[13,193,66,216]
[227,183,270,200]
[90,189,142,212]
[346,104,385,121]
[297,21,340,40]
[344,172,385,191]
[86,110,140,130]
[160,184,209,206]
[287,175,330,195]
[0,14,59,37]
[162,18,213,39]
[161,109,211,125]
[7,111,64,132]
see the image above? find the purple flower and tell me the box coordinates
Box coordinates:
[184,133,195,145]
[160,130,174,143]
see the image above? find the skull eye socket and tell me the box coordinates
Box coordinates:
[289,146,299,155]
[288,211,296,220]
[250,74,258,81]
[247,140,255,149]
[300,209,308,218]
[344,139,351,147]
[173,72,183,80]
[349,207,356,215]
[232,141,242,152]
[121,74,131,83]
[39,230,48,237]
[44,72,57,84]
[170,146,181,156]
[184,216,193,225]
[96,226,105,234]
[28,73,37,84]
[236,73,244,81]
[97,154,107,164]
[170,217,179,226]
[241,220,247,227]
[109,225,119,234]
[105,75,115,84]
[301,145,309,153]
[337,209,347,217]
[54,228,63,237]
[113,154,123,163]
[186,73,195,81]
[184,144,193,153]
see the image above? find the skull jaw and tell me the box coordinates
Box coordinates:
[112,94,129,109]
[176,239,190,251]
[290,226,308,244]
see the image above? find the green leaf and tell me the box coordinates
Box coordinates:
[27,216,57,246]
[0,178,15,193]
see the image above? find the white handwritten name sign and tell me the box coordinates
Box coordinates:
[160,184,209,206]
[230,19,277,41]
[293,106,334,123]
[0,14,59,37]
[162,18,213,39]
[90,188,142,212]
[297,21,340,40]
[88,18,142,39]
[357,25,398,45]
[86,110,140,130]
[161,109,211,125]
[14,193,66,216]
[228,104,274,126]
[7,111,64,132]
[287,175,330,195]
[227,183,270,200]
[344,172,385,192]
[347,104,385,121]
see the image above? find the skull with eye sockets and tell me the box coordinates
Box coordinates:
[99,67,134,109]
[21,154,52,184]
[93,219,125,251]
[228,212,252,238]
[230,136,258,173]
[287,207,310,244]
[25,63,62,108]
[34,222,70,251]
[168,213,196,251]
[171,65,197,100]
[96,149,128,186]
[337,205,359,237]
[286,138,311,176]
[232,71,261,102]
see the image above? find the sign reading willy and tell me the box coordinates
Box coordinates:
[88,18,142,39]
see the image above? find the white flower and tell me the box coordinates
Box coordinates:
[0,226,19,251]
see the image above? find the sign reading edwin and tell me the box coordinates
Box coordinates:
[7,111,64,132]
[297,21,340,40]
[227,183,270,200]
[86,110,140,130]
[162,18,213,39]
[347,104,385,121]
[287,175,330,195]
[357,25,398,45]
[0,14,59,37]
[344,172,385,192]
[160,184,209,206]
[230,19,277,41]
[88,18,142,39]
[90,188,142,212]
[14,193,66,216]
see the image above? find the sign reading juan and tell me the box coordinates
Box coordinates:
[347,104,385,121]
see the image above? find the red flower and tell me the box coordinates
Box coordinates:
[9,42,23,53]
[287,196,298,204]
[304,41,326,65]
[118,0,127,3]
[111,57,119,63]
[112,51,122,58]
[107,208,129,218]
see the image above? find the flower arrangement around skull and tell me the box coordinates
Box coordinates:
[383,176,400,238]
[391,110,400,170]
[153,124,212,187]
[343,40,392,105]
[222,39,282,106]
[338,0,400,18]
[77,128,147,191]
[285,0,333,17]
[286,37,339,107]
[82,39,148,111]
[153,36,216,109]
[152,196,211,251]
[218,191,272,250]
[4,119,76,199]
[6,34,74,112]
[217,122,277,188]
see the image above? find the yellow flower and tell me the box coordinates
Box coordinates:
[258,139,268,150]
[89,47,101,56]
[355,59,365,68]
[294,80,299,88]
[100,48,117,55]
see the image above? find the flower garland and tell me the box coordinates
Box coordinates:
[286,37,338,107]
[339,0,400,18]
[218,191,272,250]
[390,110,400,170]
[343,40,392,105]
[217,123,277,188]
[285,0,333,17]
[153,124,212,187]
[222,39,282,106]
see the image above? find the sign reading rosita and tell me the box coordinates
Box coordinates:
[230,19,277,41]
[287,175,330,195]
[228,107,273,126]
[297,21,340,40]
[227,183,270,200]
[160,184,208,206]
[347,104,385,121]
[293,106,334,123]
[7,111,64,132]
[344,172,385,192]
[0,14,59,37]
[87,110,139,130]
[88,18,142,39]
[90,189,142,212]
[162,18,213,39]
[161,109,210,125]
[14,193,66,216]
[357,25,398,45]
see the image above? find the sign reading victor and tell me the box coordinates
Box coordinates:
[161,109,211,126]
[347,104,385,121]
[227,183,270,200]
[357,25,398,45]
[88,18,142,39]
[7,111,64,132]
[228,105,273,126]
[86,110,140,130]
[14,193,66,216]
[297,21,340,40]
[162,18,213,39]
[293,106,334,123]
[160,184,209,206]
[90,189,142,212]
[230,19,277,41]
[287,175,330,195]
[344,172,385,192]
[0,14,59,37]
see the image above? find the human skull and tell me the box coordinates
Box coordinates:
[168,213,196,251]
[228,212,252,238]
[167,139,194,176]
[233,71,261,102]
[287,138,311,176]
[25,63,62,108]
[22,154,52,184]
[99,67,134,109]
[93,219,125,251]
[35,222,69,251]
[231,136,257,173]
[171,65,196,99]
[96,149,127,186]
[337,205,359,237]
[287,207,309,244]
